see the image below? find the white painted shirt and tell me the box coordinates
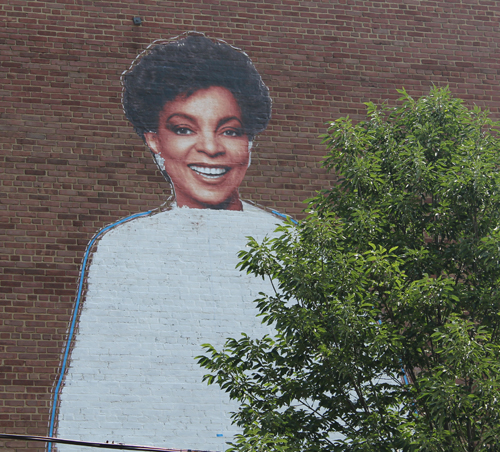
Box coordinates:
[56,202,283,452]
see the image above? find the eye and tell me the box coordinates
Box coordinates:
[174,127,194,135]
[221,128,243,137]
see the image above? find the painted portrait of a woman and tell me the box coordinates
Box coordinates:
[51,33,282,451]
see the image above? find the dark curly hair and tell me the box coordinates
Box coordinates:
[122,33,272,142]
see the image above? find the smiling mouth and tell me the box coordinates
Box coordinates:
[188,165,230,179]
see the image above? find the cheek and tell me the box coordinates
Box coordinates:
[234,150,250,177]
[162,158,187,182]
[231,141,250,165]
[156,135,190,160]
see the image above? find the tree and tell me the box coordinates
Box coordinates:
[197,87,500,452]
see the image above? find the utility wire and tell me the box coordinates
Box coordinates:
[0,433,216,452]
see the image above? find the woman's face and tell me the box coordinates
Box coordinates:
[144,86,250,210]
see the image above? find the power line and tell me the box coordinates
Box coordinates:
[0,433,216,452]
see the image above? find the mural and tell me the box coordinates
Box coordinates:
[50,33,283,451]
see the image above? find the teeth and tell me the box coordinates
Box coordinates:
[189,166,229,178]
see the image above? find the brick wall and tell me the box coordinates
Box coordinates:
[1,0,500,450]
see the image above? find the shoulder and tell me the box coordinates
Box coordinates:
[95,209,168,239]
[87,209,179,256]
[241,201,294,229]
[241,201,287,222]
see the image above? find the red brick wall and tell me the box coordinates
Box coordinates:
[1,0,500,450]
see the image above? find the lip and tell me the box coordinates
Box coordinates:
[188,164,231,179]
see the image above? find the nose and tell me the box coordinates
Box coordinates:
[196,132,225,158]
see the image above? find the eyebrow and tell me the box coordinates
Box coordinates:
[165,114,243,130]
[216,116,243,130]
[166,113,196,123]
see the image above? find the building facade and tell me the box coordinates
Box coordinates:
[2,1,500,450]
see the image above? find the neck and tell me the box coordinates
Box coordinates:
[176,193,243,211]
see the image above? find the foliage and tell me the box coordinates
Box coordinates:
[198,87,500,451]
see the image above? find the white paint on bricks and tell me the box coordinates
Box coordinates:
[154,154,166,171]
[56,202,282,452]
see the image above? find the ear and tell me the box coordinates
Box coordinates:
[144,132,160,155]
